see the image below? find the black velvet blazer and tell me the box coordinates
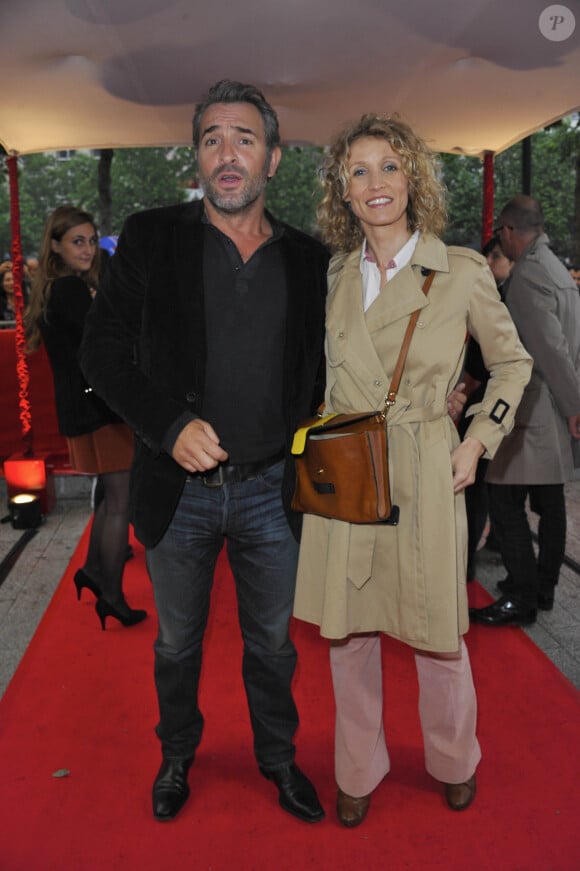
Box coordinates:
[81,200,329,547]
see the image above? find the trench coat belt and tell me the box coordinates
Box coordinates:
[385,397,449,426]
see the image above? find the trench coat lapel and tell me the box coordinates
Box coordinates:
[326,237,452,403]
[365,234,451,334]
[326,250,389,394]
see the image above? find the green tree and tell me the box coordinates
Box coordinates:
[12,151,99,255]
[529,117,578,261]
[266,146,323,234]
[492,146,522,215]
[440,153,483,247]
[109,147,192,233]
[0,147,194,256]
[441,115,579,261]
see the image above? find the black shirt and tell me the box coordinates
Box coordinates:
[201,218,287,463]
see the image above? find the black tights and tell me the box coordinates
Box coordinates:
[84,471,130,604]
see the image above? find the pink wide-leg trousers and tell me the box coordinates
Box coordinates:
[330,634,481,797]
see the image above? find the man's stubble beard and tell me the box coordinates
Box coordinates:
[199,157,271,215]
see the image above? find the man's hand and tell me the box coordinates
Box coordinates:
[447,382,467,422]
[172,418,229,473]
[450,437,485,494]
[568,413,580,440]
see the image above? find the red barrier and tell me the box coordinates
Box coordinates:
[0,329,70,469]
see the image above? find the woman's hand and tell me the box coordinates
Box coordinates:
[447,382,466,422]
[450,437,485,493]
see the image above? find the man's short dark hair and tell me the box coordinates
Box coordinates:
[482,235,502,257]
[192,80,280,151]
[500,195,544,233]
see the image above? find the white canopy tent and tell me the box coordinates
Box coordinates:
[1,0,579,158]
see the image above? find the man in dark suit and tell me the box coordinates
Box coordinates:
[81,80,328,823]
[469,195,580,626]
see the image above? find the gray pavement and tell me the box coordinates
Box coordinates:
[0,475,579,698]
[0,475,93,698]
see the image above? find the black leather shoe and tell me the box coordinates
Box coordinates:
[152,757,193,821]
[469,596,537,626]
[260,763,325,823]
[497,577,555,611]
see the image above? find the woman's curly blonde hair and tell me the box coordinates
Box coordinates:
[316,113,447,253]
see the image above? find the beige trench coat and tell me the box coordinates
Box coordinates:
[294,234,532,653]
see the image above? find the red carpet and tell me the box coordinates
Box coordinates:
[0,528,578,871]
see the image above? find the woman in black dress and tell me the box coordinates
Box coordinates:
[26,205,146,629]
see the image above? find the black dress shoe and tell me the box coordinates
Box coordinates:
[152,757,194,821]
[469,596,537,626]
[260,763,325,823]
[497,578,554,611]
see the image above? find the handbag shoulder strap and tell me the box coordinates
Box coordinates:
[384,269,435,410]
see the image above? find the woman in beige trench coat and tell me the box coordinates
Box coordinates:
[293,114,532,826]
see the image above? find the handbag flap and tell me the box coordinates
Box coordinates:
[291,411,382,455]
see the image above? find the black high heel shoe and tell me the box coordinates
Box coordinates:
[74,569,102,601]
[95,597,148,630]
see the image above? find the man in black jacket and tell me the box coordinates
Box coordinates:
[81,80,328,823]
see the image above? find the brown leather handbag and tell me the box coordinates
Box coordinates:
[291,270,434,524]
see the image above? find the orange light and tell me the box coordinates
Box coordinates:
[4,453,56,515]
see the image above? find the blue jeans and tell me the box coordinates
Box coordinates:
[145,459,299,768]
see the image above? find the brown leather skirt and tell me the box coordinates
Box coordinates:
[66,423,134,474]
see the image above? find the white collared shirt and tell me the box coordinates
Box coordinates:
[360,230,420,312]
